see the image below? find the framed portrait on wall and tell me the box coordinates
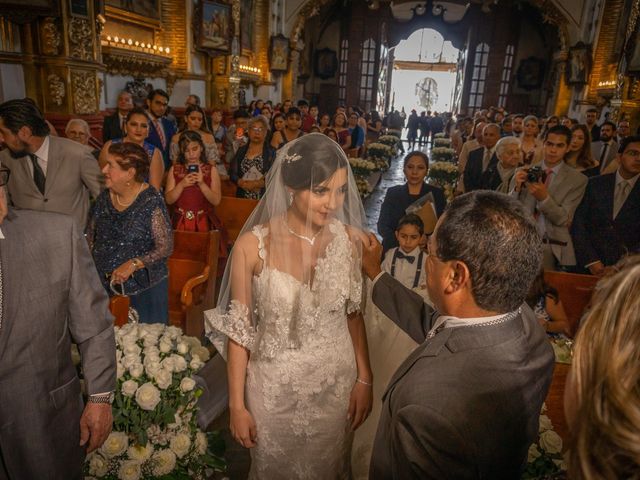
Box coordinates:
[197,0,232,54]
[269,34,290,73]
[240,0,254,52]
[314,48,338,79]
[567,42,591,85]
[105,0,161,21]
[516,57,545,91]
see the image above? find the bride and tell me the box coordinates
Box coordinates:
[205,133,373,479]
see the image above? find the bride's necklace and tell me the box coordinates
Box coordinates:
[285,217,320,246]
[115,183,144,207]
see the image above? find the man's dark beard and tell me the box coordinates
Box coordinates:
[7,147,28,159]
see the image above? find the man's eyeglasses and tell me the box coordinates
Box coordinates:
[0,167,10,187]
[250,127,265,133]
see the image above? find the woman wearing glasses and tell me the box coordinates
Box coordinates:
[229,116,275,200]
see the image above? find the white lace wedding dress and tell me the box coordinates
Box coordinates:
[206,220,363,479]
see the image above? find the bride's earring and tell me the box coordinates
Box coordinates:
[288,191,294,206]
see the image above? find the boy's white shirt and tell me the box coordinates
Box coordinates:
[381,246,427,290]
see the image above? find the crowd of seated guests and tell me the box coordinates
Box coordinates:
[445,106,639,276]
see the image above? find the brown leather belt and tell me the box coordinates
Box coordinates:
[542,238,567,247]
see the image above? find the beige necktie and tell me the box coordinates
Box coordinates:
[613,180,631,219]
[482,148,491,172]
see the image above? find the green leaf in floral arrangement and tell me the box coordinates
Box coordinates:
[207,431,226,456]
[163,407,177,424]
[202,453,227,470]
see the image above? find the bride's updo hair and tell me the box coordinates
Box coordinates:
[281,133,348,190]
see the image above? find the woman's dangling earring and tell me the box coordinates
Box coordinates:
[126,181,131,186]
[288,191,294,206]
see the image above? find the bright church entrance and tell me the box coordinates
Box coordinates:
[389,28,460,115]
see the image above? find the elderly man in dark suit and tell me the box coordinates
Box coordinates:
[145,88,177,170]
[0,99,103,229]
[463,123,500,192]
[572,135,640,276]
[102,90,133,143]
[362,190,554,479]
[0,162,116,479]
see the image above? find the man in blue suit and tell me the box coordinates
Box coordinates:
[572,135,640,275]
[145,89,177,170]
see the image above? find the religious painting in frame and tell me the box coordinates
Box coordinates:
[269,34,289,73]
[516,57,545,91]
[197,0,232,54]
[240,0,254,53]
[567,42,591,85]
[314,48,338,80]
[105,0,161,21]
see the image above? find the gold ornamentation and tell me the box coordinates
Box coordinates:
[47,74,65,106]
[218,88,227,105]
[71,70,98,114]
[102,45,172,78]
[41,17,61,56]
[69,17,93,61]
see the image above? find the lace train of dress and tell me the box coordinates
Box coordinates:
[206,221,362,479]
[351,282,429,479]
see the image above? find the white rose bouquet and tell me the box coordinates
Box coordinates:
[355,176,374,199]
[433,137,452,148]
[430,147,456,163]
[366,142,393,170]
[348,157,377,177]
[427,161,458,186]
[378,135,400,155]
[522,403,566,478]
[84,323,225,480]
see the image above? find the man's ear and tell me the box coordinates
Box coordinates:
[444,260,470,294]
[17,125,33,142]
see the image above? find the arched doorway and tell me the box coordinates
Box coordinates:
[389,28,460,114]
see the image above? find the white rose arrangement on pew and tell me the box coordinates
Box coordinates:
[85,323,225,480]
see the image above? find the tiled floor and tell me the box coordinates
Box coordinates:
[210,140,431,480]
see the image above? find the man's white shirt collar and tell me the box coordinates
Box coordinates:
[615,170,640,189]
[33,135,50,163]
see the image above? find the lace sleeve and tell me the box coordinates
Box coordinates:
[347,245,364,315]
[139,206,173,266]
[205,231,259,357]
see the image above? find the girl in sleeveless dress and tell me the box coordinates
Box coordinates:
[206,133,373,479]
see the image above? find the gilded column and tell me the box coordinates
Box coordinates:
[229,0,242,108]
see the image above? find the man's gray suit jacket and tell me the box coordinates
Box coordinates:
[0,209,116,479]
[0,136,103,230]
[590,140,619,173]
[510,162,587,266]
[369,273,555,479]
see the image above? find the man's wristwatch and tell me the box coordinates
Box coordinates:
[88,392,115,404]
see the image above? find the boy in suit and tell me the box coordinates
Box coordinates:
[381,214,427,292]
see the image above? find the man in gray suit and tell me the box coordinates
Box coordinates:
[0,164,116,478]
[362,191,554,479]
[0,99,103,230]
[511,125,588,269]
[590,121,619,174]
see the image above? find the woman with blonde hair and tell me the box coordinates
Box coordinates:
[521,115,544,165]
[566,254,640,479]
